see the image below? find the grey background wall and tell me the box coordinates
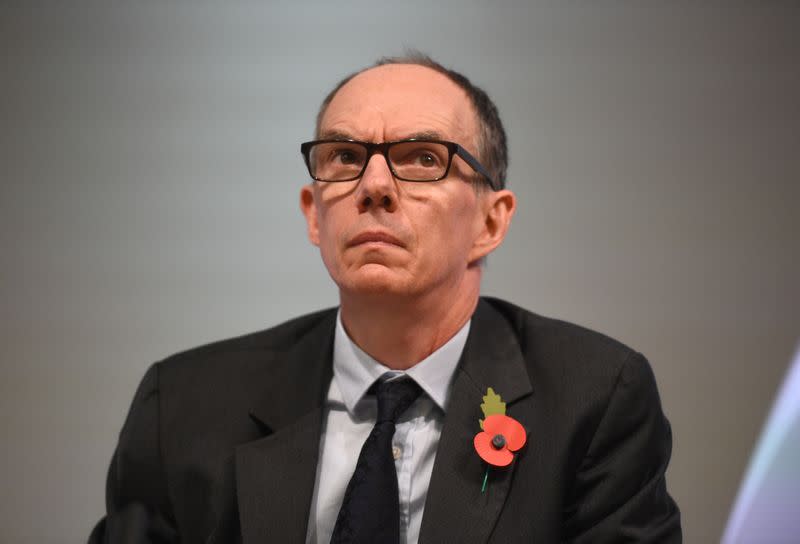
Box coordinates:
[1,2,798,542]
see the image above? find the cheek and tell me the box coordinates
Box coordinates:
[314,207,343,259]
[413,194,480,262]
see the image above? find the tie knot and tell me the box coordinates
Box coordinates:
[374,377,422,424]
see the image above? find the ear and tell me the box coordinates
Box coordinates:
[300,184,320,246]
[469,189,516,263]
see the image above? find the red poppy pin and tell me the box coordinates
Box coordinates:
[474,388,527,492]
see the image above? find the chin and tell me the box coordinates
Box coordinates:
[334,263,414,297]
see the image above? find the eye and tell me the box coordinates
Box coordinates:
[335,149,357,164]
[326,145,365,166]
[417,152,437,168]
[406,147,445,168]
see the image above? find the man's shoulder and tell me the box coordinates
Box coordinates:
[481,297,665,456]
[480,296,644,384]
[482,296,638,355]
[156,306,338,375]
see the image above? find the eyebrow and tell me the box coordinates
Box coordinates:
[404,131,443,141]
[316,130,446,142]
[318,130,355,140]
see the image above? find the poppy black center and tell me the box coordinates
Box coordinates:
[491,434,506,449]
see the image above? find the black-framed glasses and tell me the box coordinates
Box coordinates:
[300,139,498,190]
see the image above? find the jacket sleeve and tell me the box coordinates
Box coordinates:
[88,363,179,544]
[563,352,682,543]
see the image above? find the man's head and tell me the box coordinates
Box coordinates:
[300,55,516,306]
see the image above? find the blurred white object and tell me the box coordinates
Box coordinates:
[723,343,800,543]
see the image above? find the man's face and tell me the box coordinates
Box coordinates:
[300,64,507,301]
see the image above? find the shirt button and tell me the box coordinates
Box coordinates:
[392,446,402,460]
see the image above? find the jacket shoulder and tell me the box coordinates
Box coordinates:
[482,296,638,360]
[157,306,337,370]
[480,296,645,393]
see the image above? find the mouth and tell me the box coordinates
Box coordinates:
[347,231,405,248]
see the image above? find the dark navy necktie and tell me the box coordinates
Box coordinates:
[330,376,423,544]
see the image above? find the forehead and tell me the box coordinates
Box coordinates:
[320,64,477,145]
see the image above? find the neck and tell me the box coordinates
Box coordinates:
[339,270,481,370]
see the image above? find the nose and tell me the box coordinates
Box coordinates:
[355,153,398,213]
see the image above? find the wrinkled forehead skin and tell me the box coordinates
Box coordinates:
[318,64,481,157]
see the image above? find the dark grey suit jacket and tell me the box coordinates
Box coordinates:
[89,297,681,543]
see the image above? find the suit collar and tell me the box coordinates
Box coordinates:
[246,310,336,432]
[457,297,533,404]
[419,297,534,544]
[235,309,336,544]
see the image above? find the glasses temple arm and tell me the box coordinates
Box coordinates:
[454,145,498,190]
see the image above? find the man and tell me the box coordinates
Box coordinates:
[90,54,681,543]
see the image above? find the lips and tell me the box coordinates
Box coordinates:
[347,231,405,248]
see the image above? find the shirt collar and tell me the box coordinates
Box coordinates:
[332,310,470,414]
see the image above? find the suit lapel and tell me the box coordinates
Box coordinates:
[236,408,325,544]
[420,299,534,544]
[234,310,336,544]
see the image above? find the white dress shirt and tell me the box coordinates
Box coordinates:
[305,311,470,544]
